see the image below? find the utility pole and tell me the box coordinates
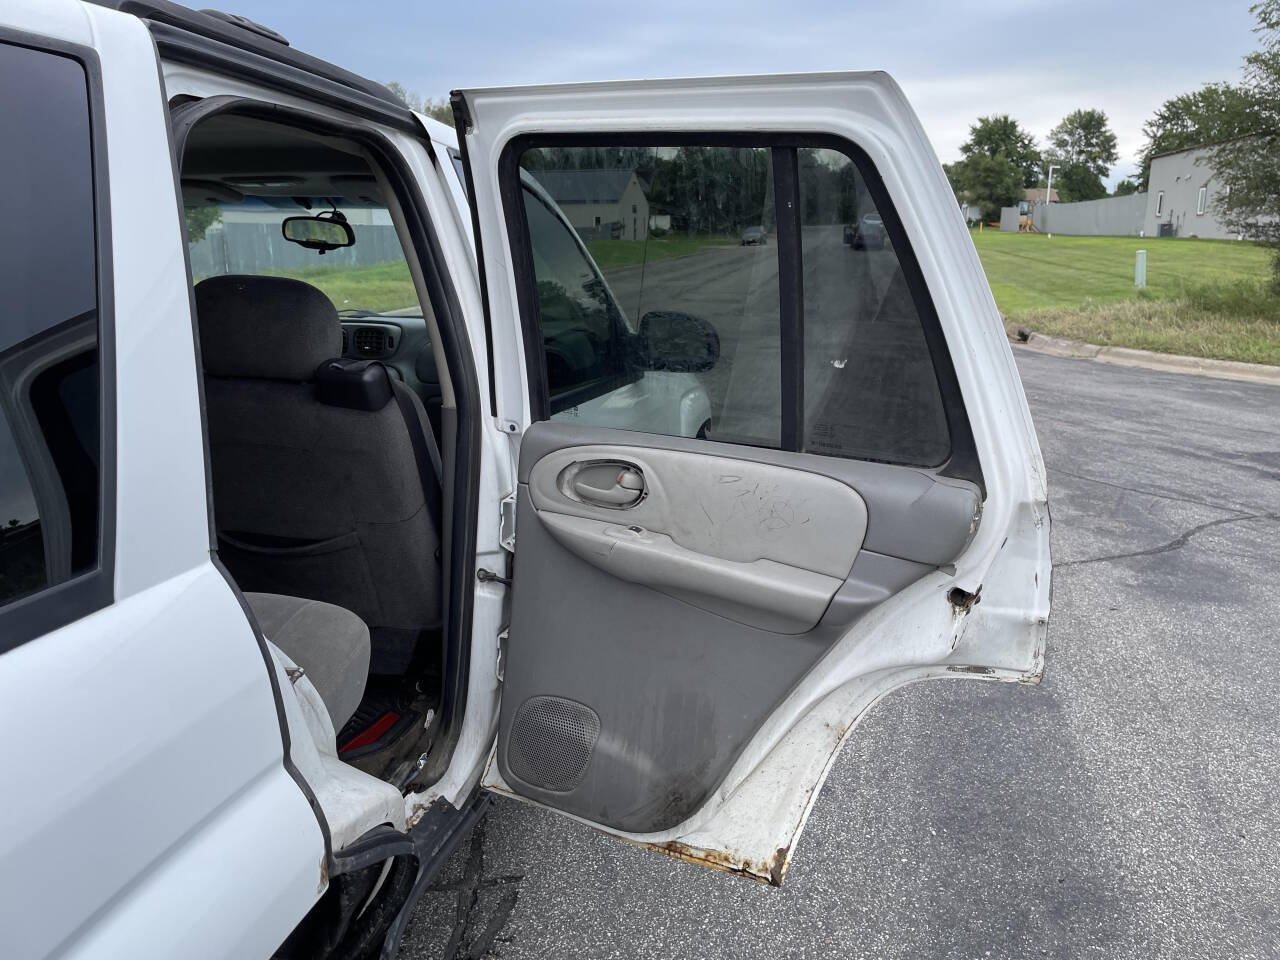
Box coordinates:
[1044,163,1060,238]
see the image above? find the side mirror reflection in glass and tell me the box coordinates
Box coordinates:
[638,310,720,373]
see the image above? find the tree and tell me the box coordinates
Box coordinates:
[1112,178,1140,196]
[1043,108,1119,205]
[1213,0,1280,289]
[384,81,453,124]
[1047,108,1119,180]
[1052,164,1107,203]
[945,153,1023,222]
[1138,82,1261,187]
[958,115,1041,187]
[184,205,221,242]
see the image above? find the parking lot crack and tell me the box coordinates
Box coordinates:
[429,817,524,960]
[1048,465,1262,515]
[1057,511,1280,568]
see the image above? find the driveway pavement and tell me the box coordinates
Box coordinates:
[403,349,1280,960]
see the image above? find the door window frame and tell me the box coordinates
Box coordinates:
[497,131,983,492]
[0,28,116,653]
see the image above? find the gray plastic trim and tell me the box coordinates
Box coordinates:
[540,512,843,634]
[528,443,867,579]
[820,549,935,628]
[520,423,980,568]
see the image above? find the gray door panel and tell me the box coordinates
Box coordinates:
[502,484,836,832]
[519,422,981,566]
[527,442,868,633]
[539,512,844,634]
[497,422,977,834]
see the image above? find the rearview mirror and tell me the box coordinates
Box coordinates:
[637,310,720,373]
[281,213,354,253]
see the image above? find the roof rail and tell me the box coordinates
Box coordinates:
[87,0,414,125]
[199,10,289,46]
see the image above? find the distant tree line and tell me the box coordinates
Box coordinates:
[945,0,1279,290]
[383,82,453,124]
[944,109,1120,222]
[522,145,868,235]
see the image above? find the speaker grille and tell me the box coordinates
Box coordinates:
[507,696,600,792]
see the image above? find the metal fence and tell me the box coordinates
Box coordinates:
[1031,193,1146,237]
[188,222,405,278]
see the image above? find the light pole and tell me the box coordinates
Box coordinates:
[1044,163,1060,237]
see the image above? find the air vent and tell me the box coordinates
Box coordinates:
[352,327,395,357]
[341,328,349,354]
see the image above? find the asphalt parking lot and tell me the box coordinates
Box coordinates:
[403,349,1280,960]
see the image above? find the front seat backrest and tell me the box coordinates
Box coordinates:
[196,275,442,676]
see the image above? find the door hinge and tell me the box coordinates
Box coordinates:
[499,494,516,552]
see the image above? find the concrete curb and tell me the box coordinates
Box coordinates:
[1013,332,1280,387]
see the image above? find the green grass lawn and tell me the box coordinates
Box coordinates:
[213,228,1279,366]
[260,233,735,310]
[971,231,1280,365]
[268,260,419,315]
[584,233,738,270]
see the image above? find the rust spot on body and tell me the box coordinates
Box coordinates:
[947,664,996,676]
[647,840,792,888]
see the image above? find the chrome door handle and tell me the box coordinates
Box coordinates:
[573,467,644,507]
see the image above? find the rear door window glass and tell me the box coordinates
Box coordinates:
[798,147,949,465]
[520,146,781,446]
[505,138,971,480]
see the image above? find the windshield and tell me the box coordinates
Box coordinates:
[185,197,421,317]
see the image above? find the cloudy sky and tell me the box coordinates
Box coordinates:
[230,0,1257,187]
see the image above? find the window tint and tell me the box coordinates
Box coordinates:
[510,140,961,471]
[0,42,101,610]
[520,147,780,446]
[522,186,633,410]
[798,148,948,465]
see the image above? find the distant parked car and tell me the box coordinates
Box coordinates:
[845,213,886,249]
[740,225,767,245]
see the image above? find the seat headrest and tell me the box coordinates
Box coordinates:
[195,275,342,380]
[314,358,394,411]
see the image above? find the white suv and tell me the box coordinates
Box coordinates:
[0,3,1051,958]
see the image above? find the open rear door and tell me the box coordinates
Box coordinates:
[455,73,1050,884]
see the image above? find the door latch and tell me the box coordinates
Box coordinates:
[499,494,516,552]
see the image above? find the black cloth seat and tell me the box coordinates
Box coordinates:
[196,275,442,674]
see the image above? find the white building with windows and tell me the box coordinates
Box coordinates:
[1143,144,1240,240]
